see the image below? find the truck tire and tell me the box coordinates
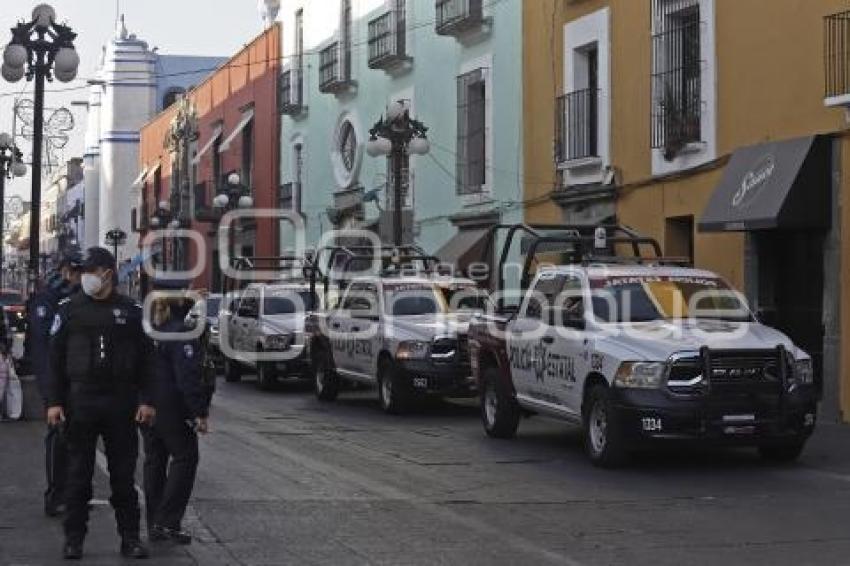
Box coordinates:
[758,440,806,463]
[481,366,520,439]
[224,358,242,383]
[314,352,339,402]
[378,358,410,415]
[583,384,627,468]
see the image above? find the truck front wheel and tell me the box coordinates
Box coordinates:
[583,384,627,468]
[224,358,242,383]
[481,366,520,439]
[378,359,410,415]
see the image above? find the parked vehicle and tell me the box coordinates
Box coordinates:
[469,224,820,466]
[306,247,481,413]
[187,293,223,363]
[0,289,26,332]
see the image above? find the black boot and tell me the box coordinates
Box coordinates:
[62,541,83,560]
[150,524,192,545]
[120,538,149,559]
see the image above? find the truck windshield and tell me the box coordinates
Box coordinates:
[590,276,752,323]
[384,284,444,316]
[438,285,488,312]
[264,291,317,315]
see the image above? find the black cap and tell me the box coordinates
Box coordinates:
[59,246,84,269]
[82,247,116,272]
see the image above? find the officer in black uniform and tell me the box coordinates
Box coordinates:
[28,249,83,517]
[143,281,210,545]
[46,247,155,560]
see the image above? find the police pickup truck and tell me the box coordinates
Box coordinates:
[306,270,485,413]
[469,224,819,466]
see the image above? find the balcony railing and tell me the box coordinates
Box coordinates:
[436,0,484,36]
[319,42,354,93]
[555,88,599,163]
[825,10,850,103]
[280,69,305,115]
[368,8,409,69]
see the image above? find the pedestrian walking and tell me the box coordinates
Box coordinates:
[143,282,210,545]
[0,343,21,421]
[28,249,83,517]
[46,247,155,560]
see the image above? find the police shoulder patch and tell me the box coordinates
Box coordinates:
[49,313,63,336]
[183,344,194,359]
[37,305,47,318]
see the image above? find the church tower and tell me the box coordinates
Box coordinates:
[82,48,103,249]
[96,15,156,259]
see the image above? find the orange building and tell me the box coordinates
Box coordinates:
[137,23,281,292]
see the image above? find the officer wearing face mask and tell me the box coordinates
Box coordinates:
[142,280,210,546]
[27,248,83,518]
[46,247,156,560]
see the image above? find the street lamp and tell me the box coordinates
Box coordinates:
[0,134,27,289]
[3,3,79,290]
[212,172,254,212]
[149,201,173,269]
[105,228,127,262]
[366,100,430,246]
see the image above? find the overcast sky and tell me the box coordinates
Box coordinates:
[0,0,265,199]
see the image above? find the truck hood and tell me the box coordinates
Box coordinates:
[389,314,470,341]
[596,320,809,361]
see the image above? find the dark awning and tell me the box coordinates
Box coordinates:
[435,229,489,270]
[699,135,831,232]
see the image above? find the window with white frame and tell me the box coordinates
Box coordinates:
[457,68,488,195]
[651,0,715,171]
[558,8,610,185]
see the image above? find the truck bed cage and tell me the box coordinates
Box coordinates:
[481,223,689,297]
[224,255,318,295]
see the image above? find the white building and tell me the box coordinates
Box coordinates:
[81,16,226,259]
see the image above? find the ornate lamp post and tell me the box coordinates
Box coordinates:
[0,134,27,289]
[212,172,254,213]
[164,96,198,272]
[366,100,430,247]
[3,3,79,289]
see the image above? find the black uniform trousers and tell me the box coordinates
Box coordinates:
[142,422,198,531]
[44,424,67,506]
[63,389,141,544]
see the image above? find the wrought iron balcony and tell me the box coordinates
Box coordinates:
[436,0,484,36]
[280,69,306,116]
[555,88,599,164]
[319,42,355,94]
[825,10,850,105]
[368,9,410,70]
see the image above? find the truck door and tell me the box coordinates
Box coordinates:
[507,272,567,404]
[349,282,380,378]
[540,274,585,412]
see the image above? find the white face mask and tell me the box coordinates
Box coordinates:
[81,273,105,297]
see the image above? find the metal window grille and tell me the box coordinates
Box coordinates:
[457,68,487,195]
[825,11,850,98]
[279,182,294,209]
[280,70,292,106]
[555,88,599,162]
[319,42,340,89]
[651,0,702,154]
[436,0,482,33]
[341,0,352,80]
[369,12,395,63]
[295,9,304,102]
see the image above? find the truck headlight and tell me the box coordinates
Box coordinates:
[794,359,814,385]
[265,333,293,351]
[397,340,429,360]
[615,362,666,389]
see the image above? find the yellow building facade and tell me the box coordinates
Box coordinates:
[523,0,850,420]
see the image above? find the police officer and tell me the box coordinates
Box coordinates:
[28,249,83,517]
[46,247,155,560]
[143,281,210,545]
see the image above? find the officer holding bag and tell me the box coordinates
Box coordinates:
[46,247,155,560]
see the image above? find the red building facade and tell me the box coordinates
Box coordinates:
[138,24,281,291]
